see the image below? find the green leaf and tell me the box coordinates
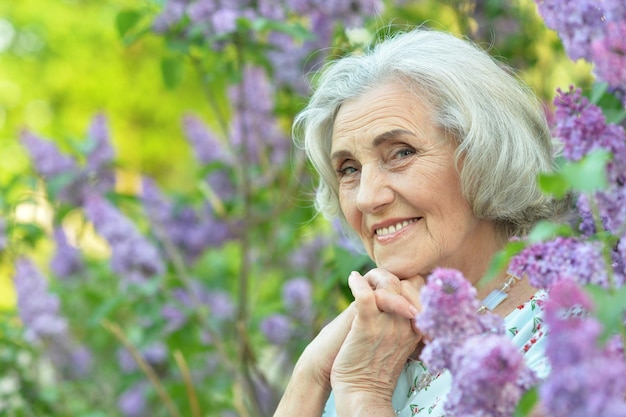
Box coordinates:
[561,150,610,193]
[527,220,572,243]
[251,18,315,41]
[481,240,526,286]
[585,284,626,344]
[605,108,626,125]
[537,172,568,198]
[513,386,539,417]
[161,56,184,89]
[589,82,608,104]
[115,10,142,38]
[88,296,124,327]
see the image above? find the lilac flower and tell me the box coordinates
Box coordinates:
[445,334,535,417]
[282,277,313,321]
[118,382,148,417]
[182,114,235,200]
[152,0,189,33]
[182,114,230,165]
[50,227,84,278]
[417,268,504,373]
[141,179,234,263]
[204,289,235,321]
[85,113,116,193]
[13,258,68,342]
[210,8,240,35]
[591,22,626,89]
[535,0,606,61]
[260,314,292,345]
[116,343,168,374]
[508,237,609,289]
[417,268,534,415]
[417,268,485,340]
[20,130,79,178]
[84,194,164,287]
[540,280,626,416]
[229,66,290,166]
[162,280,235,334]
[85,113,114,173]
[186,0,216,23]
[266,32,311,94]
[257,0,286,20]
[289,235,330,271]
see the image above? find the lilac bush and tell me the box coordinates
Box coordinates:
[6,2,384,416]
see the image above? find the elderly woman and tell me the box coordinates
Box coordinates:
[275,28,564,417]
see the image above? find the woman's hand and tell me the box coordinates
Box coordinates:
[273,302,356,417]
[362,268,425,333]
[330,271,422,416]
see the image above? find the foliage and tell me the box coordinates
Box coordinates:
[0,0,606,417]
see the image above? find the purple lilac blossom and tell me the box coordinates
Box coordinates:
[47,340,93,379]
[444,334,535,417]
[535,0,606,61]
[591,22,626,89]
[229,66,290,166]
[152,0,189,33]
[118,382,149,417]
[540,280,626,416]
[289,234,330,272]
[548,87,626,236]
[141,178,233,263]
[509,236,609,289]
[85,113,116,193]
[260,314,292,345]
[162,280,234,334]
[84,194,164,287]
[536,0,626,91]
[417,268,534,415]
[50,227,84,278]
[282,277,313,321]
[13,258,68,342]
[20,130,79,178]
[416,268,505,374]
[182,114,235,200]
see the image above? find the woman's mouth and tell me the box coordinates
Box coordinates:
[375,218,420,237]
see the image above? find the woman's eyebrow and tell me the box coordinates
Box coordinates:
[371,129,416,148]
[330,129,416,163]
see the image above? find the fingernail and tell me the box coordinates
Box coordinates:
[409,305,419,318]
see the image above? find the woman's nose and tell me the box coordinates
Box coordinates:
[356,163,394,214]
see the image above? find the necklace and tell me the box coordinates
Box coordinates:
[477,273,521,315]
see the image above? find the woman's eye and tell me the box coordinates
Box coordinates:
[337,164,358,177]
[394,148,415,158]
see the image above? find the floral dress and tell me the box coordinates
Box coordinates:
[323,291,549,417]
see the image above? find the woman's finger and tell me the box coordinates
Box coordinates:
[362,269,420,320]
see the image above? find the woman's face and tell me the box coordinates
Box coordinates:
[331,81,497,281]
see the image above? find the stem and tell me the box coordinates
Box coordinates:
[188,53,231,139]
[150,220,236,374]
[587,194,616,290]
[173,350,202,417]
[102,320,182,417]
[232,34,265,417]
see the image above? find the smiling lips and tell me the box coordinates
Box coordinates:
[375,218,420,237]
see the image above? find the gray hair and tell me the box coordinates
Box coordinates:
[294,28,567,240]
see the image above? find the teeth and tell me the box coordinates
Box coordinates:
[376,219,418,236]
